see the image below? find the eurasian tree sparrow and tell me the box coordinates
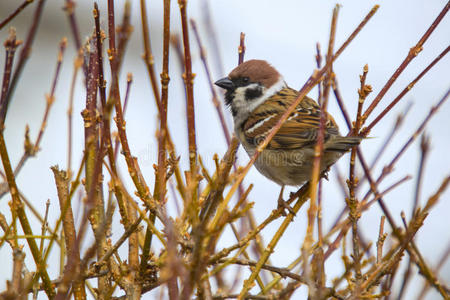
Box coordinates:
[215,60,361,210]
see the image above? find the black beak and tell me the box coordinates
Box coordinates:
[214,77,235,90]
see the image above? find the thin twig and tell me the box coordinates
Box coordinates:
[140,0,172,284]
[179,0,198,176]
[238,184,311,298]
[366,104,412,175]
[331,76,352,130]
[190,19,231,145]
[13,38,67,176]
[113,73,133,160]
[93,3,130,232]
[361,2,450,125]
[67,49,83,176]
[108,0,154,212]
[217,258,305,283]
[416,242,450,300]
[115,1,133,74]
[64,0,88,78]
[238,32,245,65]
[200,0,225,76]
[3,0,47,116]
[412,134,430,215]
[374,87,450,188]
[140,0,162,108]
[304,6,339,298]
[0,29,22,129]
[376,216,386,265]
[362,45,450,135]
[356,147,450,298]
[0,0,34,30]
[0,133,54,298]
[324,174,411,260]
[315,43,323,102]
[96,216,143,267]
[39,199,50,253]
[347,64,371,295]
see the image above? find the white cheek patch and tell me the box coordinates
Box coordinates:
[232,78,287,129]
[233,86,250,107]
[231,83,260,117]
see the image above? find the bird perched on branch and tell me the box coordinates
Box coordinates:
[215,60,361,213]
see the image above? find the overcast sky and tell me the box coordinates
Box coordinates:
[0,0,449,299]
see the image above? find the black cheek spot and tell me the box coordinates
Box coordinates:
[224,90,235,106]
[245,87,263,101]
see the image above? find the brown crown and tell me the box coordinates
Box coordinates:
[228,60,280,88]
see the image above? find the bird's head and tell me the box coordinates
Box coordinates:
[215,60,286,126]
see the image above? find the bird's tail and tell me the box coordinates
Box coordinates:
[325,136,363,153]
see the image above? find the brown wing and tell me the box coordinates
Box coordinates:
[242,87,340,150]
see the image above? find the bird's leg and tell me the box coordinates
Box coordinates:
[277,185,296,216]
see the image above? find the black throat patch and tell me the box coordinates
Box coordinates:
[224,90,235,107]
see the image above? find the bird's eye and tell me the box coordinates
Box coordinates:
[242,77,250,83]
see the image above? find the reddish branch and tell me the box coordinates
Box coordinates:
[93,3,129,228]
[0,29,22,129]
[139,0,172,280]
[326,87,450,279]
[156,0,170,206]
[116,1,133,74]
[362,45,450,135]
[106,2,142,296]
[361,2,449,125]
[140,0,162,109]
[374,88,449,189]
[355,135,449,298]
[113,73,133,160]
[13,38,67,176]
[190,19,231,145]
[0,0,34,30]
[64,0,88,77]
[82,12,111,297]
[4,0,46,114]
[179,0,198,174]
[107,0,153,209]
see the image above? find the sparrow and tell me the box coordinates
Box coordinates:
[215,60,361,211]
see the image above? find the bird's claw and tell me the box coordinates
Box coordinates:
[321,166,331,181]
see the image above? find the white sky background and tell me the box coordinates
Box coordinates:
[0,0,449,299]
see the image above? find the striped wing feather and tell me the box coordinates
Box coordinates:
[243,87,340,150]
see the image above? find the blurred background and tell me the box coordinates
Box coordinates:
[0,0,449,299]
